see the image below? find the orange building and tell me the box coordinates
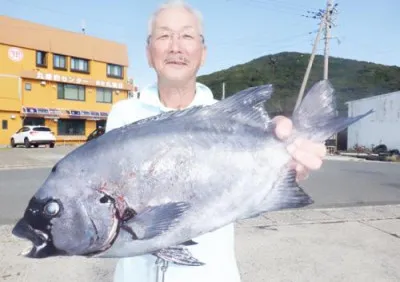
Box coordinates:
[0,15,134,146]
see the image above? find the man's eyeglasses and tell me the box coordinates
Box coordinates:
[147,31,205,45]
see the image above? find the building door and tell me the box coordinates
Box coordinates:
[96,120,106,129]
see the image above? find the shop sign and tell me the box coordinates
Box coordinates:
[21,70,129,90]
[22,107,108,119]
[35,71,91,85]
[8,47,24,62]
[35,71,124,89]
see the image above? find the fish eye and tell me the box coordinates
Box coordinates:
[44,201,60,217]
[99,194,114,204]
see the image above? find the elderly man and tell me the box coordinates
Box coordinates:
[106,1,326,281]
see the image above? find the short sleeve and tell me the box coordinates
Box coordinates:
[105,102,125,133]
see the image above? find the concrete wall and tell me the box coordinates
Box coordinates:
[347,91,400,151]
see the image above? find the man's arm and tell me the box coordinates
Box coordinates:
[105,103,126,133]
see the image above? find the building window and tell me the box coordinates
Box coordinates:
[107,64,123,78]
[71,57,89,73]
[57,119,85,135]
[36,51,47,67]
[96,87,113,103]
[2,120,7,130]
[53,54,67,70]
[23,117,45,126]
[57,83,85,101]
[25,83,32,91]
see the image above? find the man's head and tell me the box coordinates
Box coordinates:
[146,0,206,85]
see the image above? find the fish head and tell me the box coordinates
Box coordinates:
[12,162,120,258]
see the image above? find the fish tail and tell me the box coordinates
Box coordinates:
[255,80,373,215]
[290,79,373,143]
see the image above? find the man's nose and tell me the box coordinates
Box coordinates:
[169,34,181,52]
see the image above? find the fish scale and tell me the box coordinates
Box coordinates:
[12,80,373,266]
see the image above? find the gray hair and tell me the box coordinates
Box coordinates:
[147,0,205,44]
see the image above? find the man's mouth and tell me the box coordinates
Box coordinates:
[167,61,186,65]
[165,58,188,66]
[12,218,66,258]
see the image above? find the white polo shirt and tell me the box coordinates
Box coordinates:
[105,82,241,282]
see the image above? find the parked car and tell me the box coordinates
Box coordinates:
[10,125,56,148]
[86,127,105,142]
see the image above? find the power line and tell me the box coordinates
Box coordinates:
[5,0,127,31]
[227,0,312,17]
[206,37,315,68]
[251,0,315,12]
[214,30,316,47]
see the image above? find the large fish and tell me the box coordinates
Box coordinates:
[12,80,372,265]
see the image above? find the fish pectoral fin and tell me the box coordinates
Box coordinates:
[180,239,198,246]
[123,201,190,240]
[153,246,205,266]
[263,168,314,212]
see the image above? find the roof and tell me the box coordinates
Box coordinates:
[345,90,400,105]
[0,15,129,66]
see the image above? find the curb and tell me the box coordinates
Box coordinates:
[324,155,399,164]
[0,164,53,171]
[324,155,364,161]
[237,204,400,227]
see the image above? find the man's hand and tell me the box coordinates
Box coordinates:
[273,116,327,182]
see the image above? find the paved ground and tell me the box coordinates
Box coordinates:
[0,146,74,170]
[2,205,400,281]
[1,146,400,281]
[2,154,400,225]
[0,145,388,170]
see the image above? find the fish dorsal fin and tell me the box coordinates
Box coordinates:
[210,84,273,127]
[212,84,273,113]
[123,84,274,131]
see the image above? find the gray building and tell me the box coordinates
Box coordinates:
[346,90,400,151]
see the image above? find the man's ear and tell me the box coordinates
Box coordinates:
[146,44,154,68]
[200,44,207,67]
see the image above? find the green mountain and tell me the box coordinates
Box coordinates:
[197,52,400,116]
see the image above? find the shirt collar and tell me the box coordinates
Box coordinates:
[138,82,214,112]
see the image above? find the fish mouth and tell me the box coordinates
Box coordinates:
[12,218,66,258]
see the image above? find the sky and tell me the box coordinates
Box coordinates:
[2,0,399,89]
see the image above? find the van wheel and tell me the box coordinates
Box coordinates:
[24,138,31,148]
[49,143,55,148]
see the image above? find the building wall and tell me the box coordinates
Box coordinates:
[347,91,400,151]
[0,26,133,146]
[0,74,22,145]
[0,110,21,145]
[0,75,21,111]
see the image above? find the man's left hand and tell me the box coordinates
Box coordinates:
[272,116,327,182]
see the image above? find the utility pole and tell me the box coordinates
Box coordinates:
[295,0,338,110]
[222,82,226,99]
[324,0,333,80]
[81,19,86,34]
[294,14,325,110]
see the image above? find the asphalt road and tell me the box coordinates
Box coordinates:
[1,160,400,225]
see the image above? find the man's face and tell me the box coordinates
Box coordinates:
[146,7,206,84]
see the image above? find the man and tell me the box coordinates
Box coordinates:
[106,1,326,281]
